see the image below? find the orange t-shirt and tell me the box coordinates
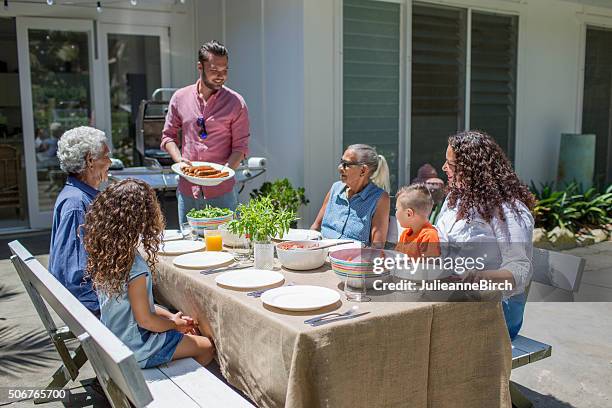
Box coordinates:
[395,222,441,258]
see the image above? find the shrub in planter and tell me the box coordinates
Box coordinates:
[250,178,308,227]
[530,182,612,235]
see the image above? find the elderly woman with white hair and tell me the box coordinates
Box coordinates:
[48,126,111,316]
[311,144,391,247]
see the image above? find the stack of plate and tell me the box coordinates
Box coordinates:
[329,248,393,287]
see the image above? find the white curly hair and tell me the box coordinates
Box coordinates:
[57,126,108,175]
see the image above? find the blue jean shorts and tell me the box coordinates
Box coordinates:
[144,330,184,368]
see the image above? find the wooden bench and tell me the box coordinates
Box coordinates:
[509,247,585,408]
[9,240,255,407]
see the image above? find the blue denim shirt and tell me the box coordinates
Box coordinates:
[49,176,100,313]
[320,181,384,246]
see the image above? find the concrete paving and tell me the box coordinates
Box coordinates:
[511,241,612,408]
[1,235,611,407]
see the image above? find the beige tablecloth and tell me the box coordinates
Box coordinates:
[152,253,512,408]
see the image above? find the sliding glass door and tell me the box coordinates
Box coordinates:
[99,24,170,167]
[17,17,104,229]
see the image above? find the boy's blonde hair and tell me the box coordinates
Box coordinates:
[396,183,434,216]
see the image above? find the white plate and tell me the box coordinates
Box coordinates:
[215,269,285,290]
[261,285,341,311]
[172,161,235,186]
[159,240,205,256]
[173,251,235,269]
[162,229,183,241]
[273,229,322,242]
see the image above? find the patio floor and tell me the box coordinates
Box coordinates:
[0,234,610,408]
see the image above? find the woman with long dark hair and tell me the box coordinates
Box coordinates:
[436,130,536,339]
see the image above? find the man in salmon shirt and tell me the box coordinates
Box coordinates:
[161,40,250,223]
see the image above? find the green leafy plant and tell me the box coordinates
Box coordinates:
[250,178,309,215]
[187,206,233,219]
[530,181,612,233]
[227,196,297,242]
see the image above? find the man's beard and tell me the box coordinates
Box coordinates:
[202,75,223,91]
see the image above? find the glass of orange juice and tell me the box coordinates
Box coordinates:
[204,229,223,251]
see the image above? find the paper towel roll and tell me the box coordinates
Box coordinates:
[247,157,266,169]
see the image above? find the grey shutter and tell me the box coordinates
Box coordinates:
[470,11,518,161]
[410,3,466,180]
[343,0,401,192]
[582,27,612,187]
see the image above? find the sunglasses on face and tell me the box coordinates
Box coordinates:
[197,117,208,140]
[338,159,362,170]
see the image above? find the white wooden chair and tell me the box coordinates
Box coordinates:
[9,240,255,408]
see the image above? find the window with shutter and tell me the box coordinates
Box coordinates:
[343,0,401,192]
[582,27,612,187]
[470,11,518,160]
[410,3,467,180]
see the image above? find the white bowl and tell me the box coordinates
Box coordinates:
[275,240,328,270]
[218,224,249,247]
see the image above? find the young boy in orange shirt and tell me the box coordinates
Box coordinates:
[395,183,441,258]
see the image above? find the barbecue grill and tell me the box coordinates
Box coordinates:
[134,88,176,167]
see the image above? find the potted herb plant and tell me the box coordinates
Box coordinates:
[250,178,308,228]
[227,196,297,269]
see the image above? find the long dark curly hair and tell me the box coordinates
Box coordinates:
[84,179,165,298]
[446,130,536,223]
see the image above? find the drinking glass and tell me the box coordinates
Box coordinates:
[344,272,370,302]
[204,229,223,251]
[232,239,252,262]
[254,241,275,270]
[181,222,197,240]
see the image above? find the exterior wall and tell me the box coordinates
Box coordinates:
[197,0,612,226]
[8,0,612,227]
[195,0,306,220]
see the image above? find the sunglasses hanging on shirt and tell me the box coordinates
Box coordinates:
[197,116,208,140]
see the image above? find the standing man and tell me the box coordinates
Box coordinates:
[161,40,250,223]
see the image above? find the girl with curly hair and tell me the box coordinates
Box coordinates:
[84,179,214,368]
[435,130,536,340]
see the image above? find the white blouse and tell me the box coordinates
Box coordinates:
[434,198,534,299]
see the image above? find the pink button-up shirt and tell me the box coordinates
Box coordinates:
[161,81,250,199]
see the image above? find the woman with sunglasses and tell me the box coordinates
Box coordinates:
[436,130,536,340]
[310,144,391,247]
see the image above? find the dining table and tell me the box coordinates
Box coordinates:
[150,248,513,408]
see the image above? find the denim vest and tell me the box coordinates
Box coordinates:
[321,181,384,246]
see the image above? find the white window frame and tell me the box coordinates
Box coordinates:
[98,23,171,154]
[17,17,106,229]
